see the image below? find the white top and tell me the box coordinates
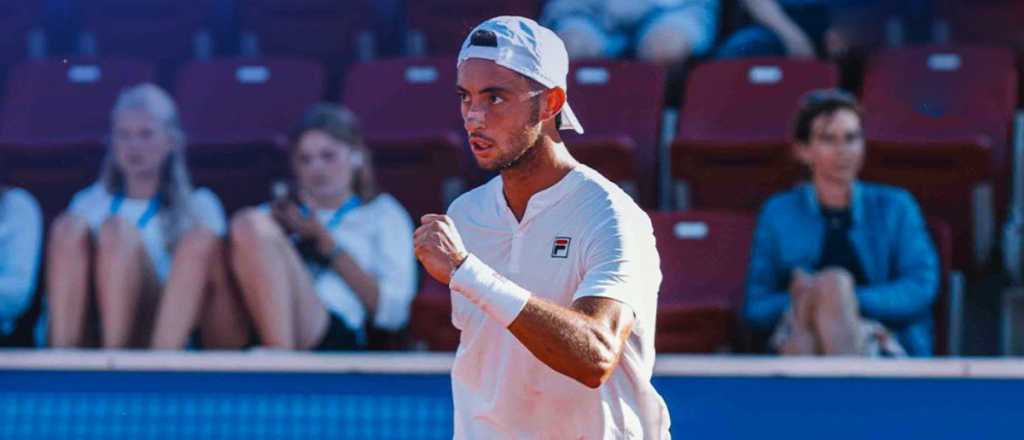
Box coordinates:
[68,184,227,282]
[262,194,417,331]
[446,165,670,439]
[0,188,43,336]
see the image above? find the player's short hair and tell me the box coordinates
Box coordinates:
[792,89,862,144]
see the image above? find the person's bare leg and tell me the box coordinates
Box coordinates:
[95,217,160,348]
[198,241,251,349]
[780,291,819,355]
[810,268,863,355]
[229,209,328,349]
[46,214,94,348]
[151,227,221,349]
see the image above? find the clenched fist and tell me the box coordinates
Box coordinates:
[414,214,469,285]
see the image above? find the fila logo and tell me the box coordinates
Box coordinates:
[551,237,571,258]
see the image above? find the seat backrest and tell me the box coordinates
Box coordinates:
[564,60,664,159]
[0,57,155,145]
[342,57,462,140]
[237,0,374,66]
[649,210,757,309]
[677,57,839,144]
[78,0,215,66]
[406,0,540,55]
[0,0,40,69]
[175,57,325,145]
[862,45,1018,148]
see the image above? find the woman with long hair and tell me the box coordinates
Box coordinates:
[46,83,243,349]
[228,103,416,350]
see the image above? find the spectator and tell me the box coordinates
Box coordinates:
[228,104,416,351]
[541,0,719,65]
[0,179,43,347]
[45,83,232,350]
[744,89,939,356]
[717,0,900,60]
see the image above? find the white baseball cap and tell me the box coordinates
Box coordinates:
[457,16,584,134]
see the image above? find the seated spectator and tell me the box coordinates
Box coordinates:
[541,0,719,65]
[229,104,416,351]
[744,89,939,357]
[0,181,43,347]
[46,83,234,350]
[716,0,917,59]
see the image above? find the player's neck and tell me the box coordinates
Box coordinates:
[500,136,577,222]
[814,176,852,209]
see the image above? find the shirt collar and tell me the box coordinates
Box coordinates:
[494,166,586,226]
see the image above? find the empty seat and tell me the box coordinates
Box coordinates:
[405,0,540,55]
[671,57,839,212]
[0,57,154,219]
[408,276,459,351]
[650,210,757,353]
[237,0,375,75]
[562,60,665,208]
[174,57,326,212]
[77,0,215,69]
[0,0,42,72]
[342,57,467,221]
[860,45,1018,270]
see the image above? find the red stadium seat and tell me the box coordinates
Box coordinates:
[0,57,155,219]
[174,57,326,213]
[671,57,839,212]
[405,0,540,55]
[650,210,757,353]
[77,0,216,70]
[562,60,666,208]
[342,57,467,221]
[926,217,963,356]
[409,276,460,351]
[237,0,375,76]
[859,45,1018,270]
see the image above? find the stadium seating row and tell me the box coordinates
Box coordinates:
[1,45,1017,274]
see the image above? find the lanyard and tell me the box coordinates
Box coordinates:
[300,195,362,230]
[110,194,160,228]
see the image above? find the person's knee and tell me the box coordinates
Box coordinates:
[637,20,694,64]
[229,209,279,250]
[50,213,90,248]
[97,217,139,253]
[814,268,858,311]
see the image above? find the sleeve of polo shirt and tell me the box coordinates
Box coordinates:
[572,212,659,321]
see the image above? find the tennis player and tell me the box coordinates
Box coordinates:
[413,16,670,439]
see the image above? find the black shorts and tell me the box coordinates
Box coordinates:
[314,313,361,351]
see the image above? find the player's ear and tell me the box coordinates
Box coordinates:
[542,87,566,123]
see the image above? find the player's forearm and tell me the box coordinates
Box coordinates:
[508,297,626,389]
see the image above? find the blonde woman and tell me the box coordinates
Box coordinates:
[229,103,416,350]
[46,83,244,349]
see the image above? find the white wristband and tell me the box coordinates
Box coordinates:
[449,254,531,328]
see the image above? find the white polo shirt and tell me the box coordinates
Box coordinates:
[447,165,670,440]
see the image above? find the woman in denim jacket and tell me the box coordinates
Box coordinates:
[744,89,939,356]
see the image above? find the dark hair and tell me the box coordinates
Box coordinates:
[288,103,378,200]
[792,89,862,144]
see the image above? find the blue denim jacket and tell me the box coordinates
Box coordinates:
[743,181,940,356]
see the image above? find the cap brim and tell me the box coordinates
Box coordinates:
[559,102,584,134]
